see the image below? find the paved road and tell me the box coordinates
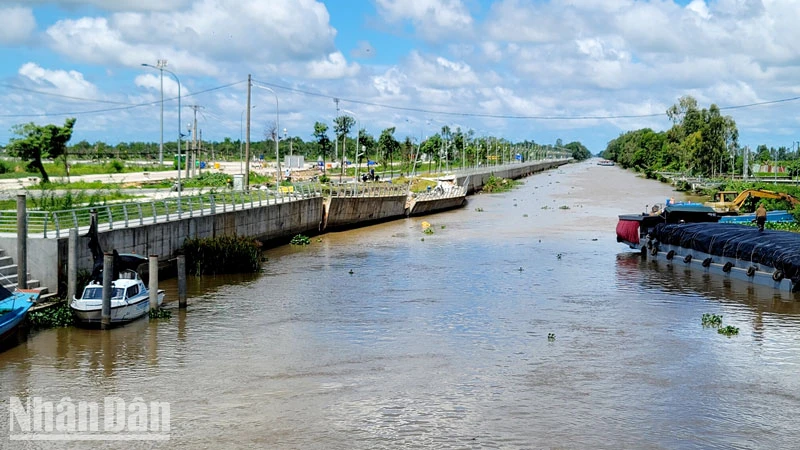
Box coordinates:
[0,161,273,199]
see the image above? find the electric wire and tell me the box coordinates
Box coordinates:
[0,81,246,118]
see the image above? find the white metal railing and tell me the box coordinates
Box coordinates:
[327,181,409,198]
[11,183,323,238]
[6,160,569,238]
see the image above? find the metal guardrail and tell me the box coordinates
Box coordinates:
[327,182,409,198]
[405,158,569,179]
[412,175,470,201]
[2,183,323,238]
[2,159,567,239]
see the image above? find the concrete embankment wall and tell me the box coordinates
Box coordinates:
[324,195,408,230]
[0,197,324,292]
[1,159,572,293]
[460,159,570,193]
[409,196,466,216]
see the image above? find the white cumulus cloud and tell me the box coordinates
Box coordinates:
[43,0,347,78]
[0,6,36,44]
[11,0,191,12]
[375,0,473,41]
[18,62,99,99]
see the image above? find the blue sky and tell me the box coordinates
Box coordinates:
[1,0,799,154]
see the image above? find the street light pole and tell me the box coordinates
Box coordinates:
[142,61,181,213]
[143,60,166,165]
[253,83,280,183]
[239,105,257,175]
[341,109,360,182]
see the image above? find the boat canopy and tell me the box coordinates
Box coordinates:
[652,223,800,281]
[81,286,124,300]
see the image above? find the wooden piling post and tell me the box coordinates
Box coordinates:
[177,255,187,308]
[149,255,159,312]
[16,194,27,290]
[68,228,78,301]
[101,252,113,330]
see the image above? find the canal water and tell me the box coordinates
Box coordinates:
[3,160,800,449]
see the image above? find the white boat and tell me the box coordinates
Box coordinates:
[71,269,164,325]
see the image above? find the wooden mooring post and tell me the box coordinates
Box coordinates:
[177,255,187,308]
[149,255,159,312]
[16,194,27,290]
[68,228,78,301]
[101,252,113,329]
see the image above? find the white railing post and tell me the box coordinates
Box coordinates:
[106,206,113,230]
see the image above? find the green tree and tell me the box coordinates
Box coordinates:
[563,141,592,161]
[421,134,443,171]
[333,115,356,161]
[357,129,376,164]
[7,118,77,183]
[312,122,332,171]
[377,127,400,178]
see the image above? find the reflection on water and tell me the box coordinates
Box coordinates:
[616,252,800,313]
[2,162,800,449]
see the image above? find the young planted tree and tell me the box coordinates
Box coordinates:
[312,121,332,172]
[7,118,77,183]
[264,120,280,177]
[333,115,356,164]
[377,127,400,179]
[357,128,375,165]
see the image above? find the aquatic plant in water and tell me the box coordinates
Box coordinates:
[290,234,311,246]
[182,235,263,275]
[27,302,74,328]
[718,325,739,336]
[149,308,172,319]
[702,313,723,327]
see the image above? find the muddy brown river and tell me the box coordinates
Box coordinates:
[2,160,800,449]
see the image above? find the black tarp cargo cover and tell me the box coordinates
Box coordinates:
[652,223,800,281]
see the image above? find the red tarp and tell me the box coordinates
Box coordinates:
[616,220,640,245]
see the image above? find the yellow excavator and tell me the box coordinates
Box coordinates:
[705,189,800,215]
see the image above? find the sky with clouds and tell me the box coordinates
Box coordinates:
[1,0,799,153]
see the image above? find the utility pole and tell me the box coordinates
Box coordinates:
[189,105,202,177]
[334,98,341,182]
[199,129,203,174]
[245,75,252,190]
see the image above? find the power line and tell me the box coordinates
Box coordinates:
[0,83,134,105]
[252,78,800,121]
[4,75,799,123]
[0,80,246,118]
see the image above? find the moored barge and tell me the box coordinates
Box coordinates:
[617,204,800,292]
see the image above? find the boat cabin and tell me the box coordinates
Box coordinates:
[617,203,720,248]
[78,270,146,301]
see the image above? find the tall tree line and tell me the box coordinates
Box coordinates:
[602,96,741,177]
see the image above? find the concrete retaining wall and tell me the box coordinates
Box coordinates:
[0,197,324,292]
[459,159,570,193]
[324,195,408,230]
[408,196,467,216]
[0,159,573,293]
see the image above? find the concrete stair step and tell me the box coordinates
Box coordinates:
[2,276,40,290]
[0,263,18,276]
[38,292,58,303]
